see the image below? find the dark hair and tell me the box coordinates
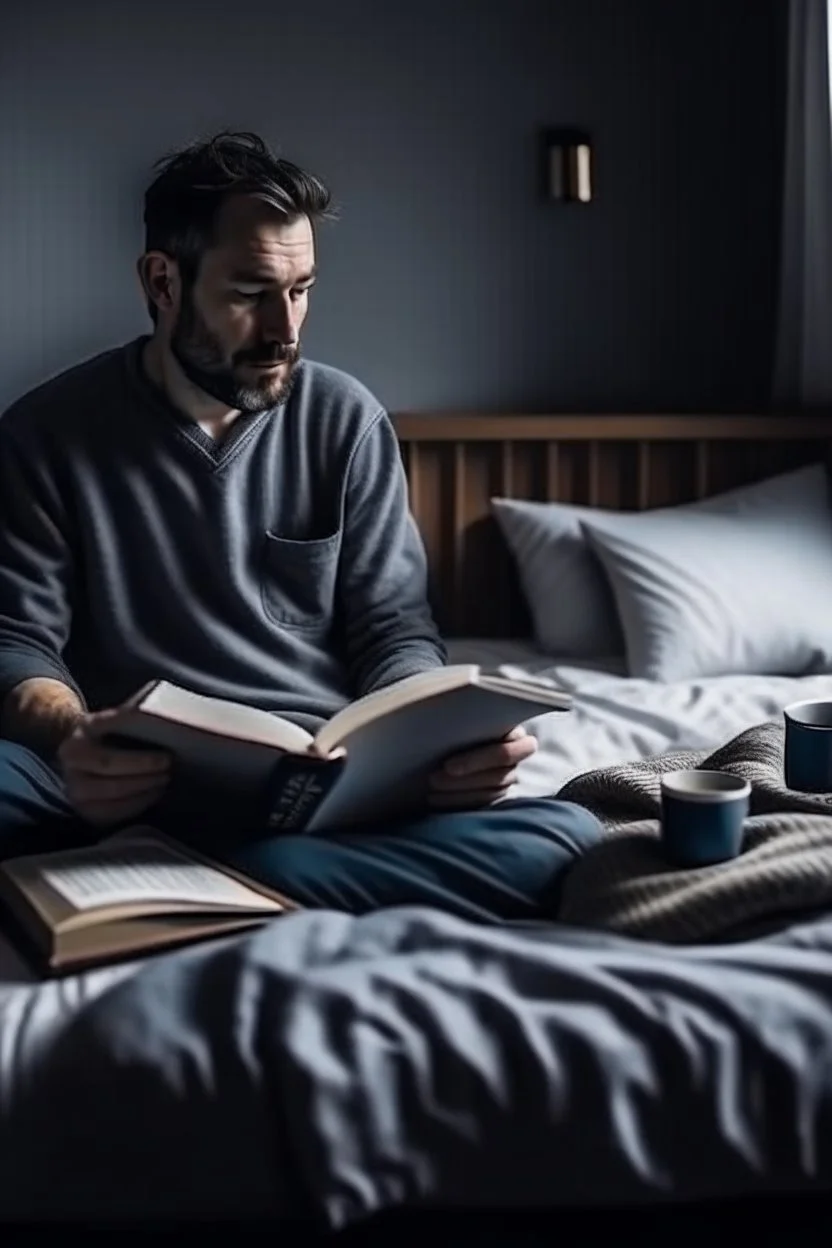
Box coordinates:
[141,130,336,322]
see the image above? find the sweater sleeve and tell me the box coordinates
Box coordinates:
[338,410,447,696]
[0,426,84,705]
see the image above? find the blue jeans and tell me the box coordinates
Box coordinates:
[0,740,602,922]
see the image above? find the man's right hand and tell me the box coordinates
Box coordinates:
[57,709,173,828]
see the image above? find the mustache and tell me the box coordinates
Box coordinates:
[237,344,300,365]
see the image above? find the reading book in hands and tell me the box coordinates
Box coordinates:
[105,665,573,832]
[0,827,298,973]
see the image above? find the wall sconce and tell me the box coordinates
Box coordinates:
[542,128,593,203]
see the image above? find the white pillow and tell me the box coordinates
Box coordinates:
[492,462,832,671]
[578,462,832,681]
[491,496,624,658]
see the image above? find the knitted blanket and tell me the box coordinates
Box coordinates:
[555,718,832,944]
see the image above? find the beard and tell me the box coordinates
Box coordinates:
[170,290,300,413]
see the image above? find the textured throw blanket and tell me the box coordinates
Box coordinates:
[555,719,832,944]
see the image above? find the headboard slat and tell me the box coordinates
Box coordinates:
[637,441,650,509]
[406,440,422,514]
[587,442,601,506]
[500,441,514,496]
[546,442,560,498]
[695,440,709,498]
[452,442,467,628]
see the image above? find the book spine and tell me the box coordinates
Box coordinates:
[261,755,346,833]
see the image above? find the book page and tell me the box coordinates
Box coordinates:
[40,842,277,913]
[318,665,478,753]
[136,682,313,753]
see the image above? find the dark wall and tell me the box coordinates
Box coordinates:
[0,0,785,414]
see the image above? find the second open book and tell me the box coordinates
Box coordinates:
[105,664,572,833]
[0,827,298,973]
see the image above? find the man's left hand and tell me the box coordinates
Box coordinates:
[428,725,538,810]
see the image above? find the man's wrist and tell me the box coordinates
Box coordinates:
[0,678,86,761]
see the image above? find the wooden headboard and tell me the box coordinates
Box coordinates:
[391,414,832,638]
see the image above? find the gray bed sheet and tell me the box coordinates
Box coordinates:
[1,905,832,1227]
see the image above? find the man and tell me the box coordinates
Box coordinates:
[0,131,600,922]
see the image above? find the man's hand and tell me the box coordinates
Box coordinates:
[57,709,173,828]
[428,725,538,810]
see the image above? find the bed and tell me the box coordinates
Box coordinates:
[3,413,832,1236]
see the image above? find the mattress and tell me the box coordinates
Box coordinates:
[445,638,832,798]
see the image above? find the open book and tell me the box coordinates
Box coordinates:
[0,828,298,974]
[104,665,572,833]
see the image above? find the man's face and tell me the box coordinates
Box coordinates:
[168,197,316,412]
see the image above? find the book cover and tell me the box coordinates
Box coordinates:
[261,752,348,832]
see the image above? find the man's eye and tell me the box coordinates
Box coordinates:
[290,286,312,301]
[234,289,262,301]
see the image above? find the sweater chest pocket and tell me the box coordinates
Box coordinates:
[259,530,341,629]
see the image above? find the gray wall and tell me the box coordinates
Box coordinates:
[0,0,784,414]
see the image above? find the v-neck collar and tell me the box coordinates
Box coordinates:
[123,336,285,469]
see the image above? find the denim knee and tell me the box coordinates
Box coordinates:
[492,795,604,852]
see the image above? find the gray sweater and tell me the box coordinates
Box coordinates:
[0,339,446,731]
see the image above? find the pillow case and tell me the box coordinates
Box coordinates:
[491,496,624,658]
[578,462,832,682]
[492,462,832,671]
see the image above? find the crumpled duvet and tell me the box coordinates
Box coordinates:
[1,905,832,1226]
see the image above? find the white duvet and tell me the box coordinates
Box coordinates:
[445,638,832,798]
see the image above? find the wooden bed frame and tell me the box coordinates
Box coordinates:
[391,413,832,638]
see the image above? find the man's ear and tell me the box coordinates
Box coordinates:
[136,251,179,319]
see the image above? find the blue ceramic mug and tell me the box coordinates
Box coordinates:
[783,700,832,792]
[660,770,751,867]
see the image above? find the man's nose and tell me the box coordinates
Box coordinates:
[262,298,296,345]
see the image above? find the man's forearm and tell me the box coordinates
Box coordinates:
[0,677,85,761]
